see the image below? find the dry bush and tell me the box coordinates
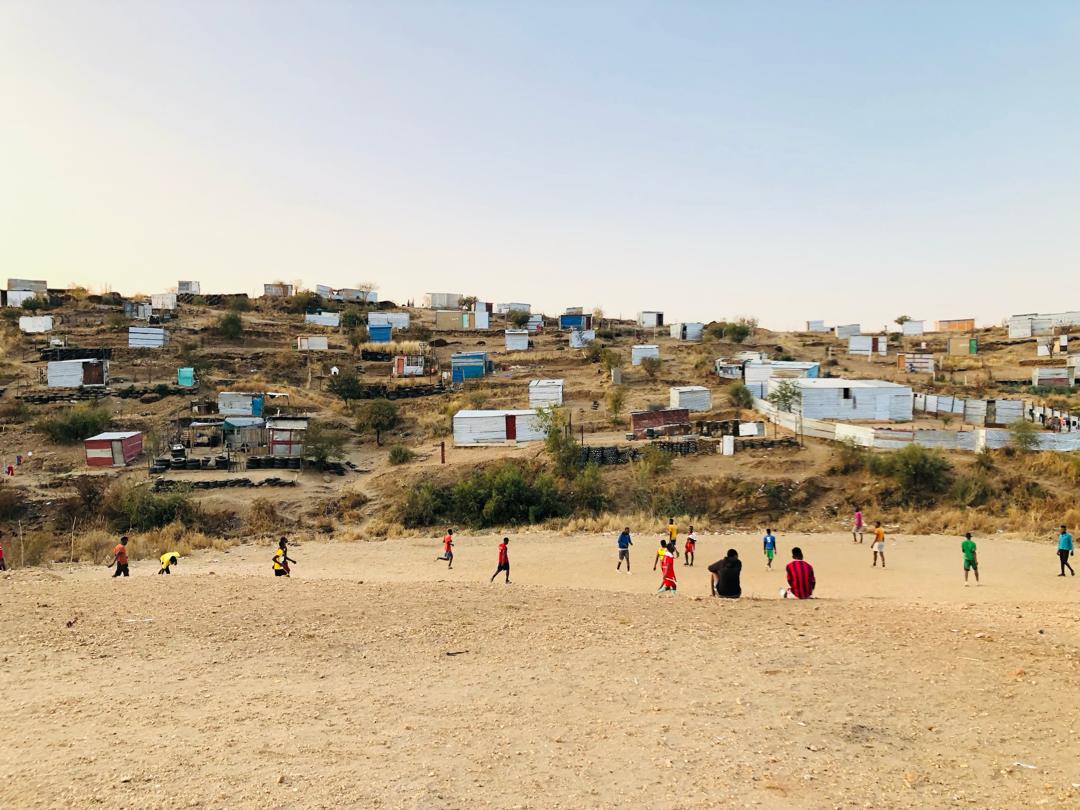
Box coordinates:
[244,497,281,534]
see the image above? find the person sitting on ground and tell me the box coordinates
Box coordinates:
[708,549,742,599]
[158,552,179,575]
[783,547,815,599]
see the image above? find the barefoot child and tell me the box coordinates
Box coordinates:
[961,532,979,585]
[852,508,864,543]
[273,537,296,577]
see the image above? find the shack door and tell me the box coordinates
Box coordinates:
[111,440,125,466]
[505,414,517,441]
[83,362,105,385]
[871,337,883,354]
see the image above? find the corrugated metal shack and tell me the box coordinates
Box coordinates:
[496,303,531,315]
[151,293,177,311]
[670,322,704,341]
[569,329,595,348]
[267,417,309,457]
[901,320,925,336]
[129,327,167,349]
[773,378,913,422]
[528,379,564,407]
[393,355,429,377]
[935,318,975,333]
[947,337,977,356]
[124,300,153,320]
[424,293,463,309]
[848,335,888,357]
[84,432,142,467]
[525,314,544,334]
[804,320,830,333]
[897,353,935,374]
[743,360,820,397]
[669,386,711,411]
[450,352,489,383]
[19,315,53,333]
[304,311,340,328]
[631,345,660,365]
[435,310,490,330]
[297,336,329,351]
[637,311,664,328]
[453,410,544,445]
[368,324,393,343]
[368,312,411,329]
[629,408,691,438]
[1032,367,1076,387]
[1007,311,1080,338]
[218,392,265,417]
[47,359,109,388]
[178,281,200,295]
[834,324,860,338]
[263,283,295,298]
[559,311,593,330]
[8,278,48,294]
[505,329,529,351]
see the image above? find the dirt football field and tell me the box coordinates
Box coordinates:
[4,530,1080,809]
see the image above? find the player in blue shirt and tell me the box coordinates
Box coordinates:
[763,528,778,570]
[616,527,633,573]
[1058,525,1074,577]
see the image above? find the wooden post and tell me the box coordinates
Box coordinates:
[440,441,445,464]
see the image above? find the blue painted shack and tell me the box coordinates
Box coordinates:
[451,351,489,384]
[369,324,393,343]
[558,313,592,331]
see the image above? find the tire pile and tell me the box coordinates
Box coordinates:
[18,390,107,404]
[152,477,296,492]
[246,456,303,471]
[150,455,230,474]
[577,446,641,465]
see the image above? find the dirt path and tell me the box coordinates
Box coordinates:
[4,532,1080,809]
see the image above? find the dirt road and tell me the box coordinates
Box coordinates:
[4,531,1080,809]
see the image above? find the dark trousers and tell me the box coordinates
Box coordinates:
[1059,549,1074,574]
[113,563,129,577]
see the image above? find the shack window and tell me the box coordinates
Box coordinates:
[842,387,852,400]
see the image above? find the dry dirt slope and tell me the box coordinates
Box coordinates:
[4,541,1080,810]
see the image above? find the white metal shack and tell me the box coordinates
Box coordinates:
[528,379,564,407]
[771,378,913,422]
[505,329,529,351]
[669,385,711,412]
[453,410,544,445]
[631,345,660,365]
[19,315,53,333]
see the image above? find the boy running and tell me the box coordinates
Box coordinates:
[684,526,696,567]
[490,537,511,584]
[273,537,296,577]
[871,522,886,568]
[763,528,777,569]
[109,537,130,577]
[961,533,978,585]
[1058,525,1074,576]
[158,552,179,575]
[852,507,864,543]
[616,527,632,572]
[436,528,454,569]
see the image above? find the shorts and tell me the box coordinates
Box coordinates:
[496,563,510,572]
[963,559,977,571]
[684,545,695,554]
[618,549,630,559]
[765,548,775,559]
[853,524,864,533]
[274,569,288,577]
[872,542,884,553]
[442,551,453,560]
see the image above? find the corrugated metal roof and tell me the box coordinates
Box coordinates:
[86,432,140,441]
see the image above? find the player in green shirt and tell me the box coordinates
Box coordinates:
[961,532,979,585]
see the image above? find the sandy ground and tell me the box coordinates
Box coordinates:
[5,531,1080,809]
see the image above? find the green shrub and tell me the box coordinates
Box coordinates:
[535,406,581,478]
[400,461,568,528]
[728,383,754,409]
[0,486,28,520]
[388,445,415,465]
[1009,419,1041,453]
[228,297,252,312]
[216,312,243,340]
[950,473,995,508]
[35,404,111,444]
[304,421,350,465]
[871,444,953,505]
[0,399,30,423]
[101,482,196,532]
[571,463,608,512]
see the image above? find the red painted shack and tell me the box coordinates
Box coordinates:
[629,408,691,439]
[84,431,143,467]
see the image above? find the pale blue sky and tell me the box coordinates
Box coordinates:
[2,1,1079,330]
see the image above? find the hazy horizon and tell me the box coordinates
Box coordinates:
[3,2,1079,331]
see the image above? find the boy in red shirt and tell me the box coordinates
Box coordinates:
[435,528,454,569]
[489,537,511,584]
[783,546,815,599]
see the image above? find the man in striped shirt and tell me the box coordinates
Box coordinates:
[783,547,815,599]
